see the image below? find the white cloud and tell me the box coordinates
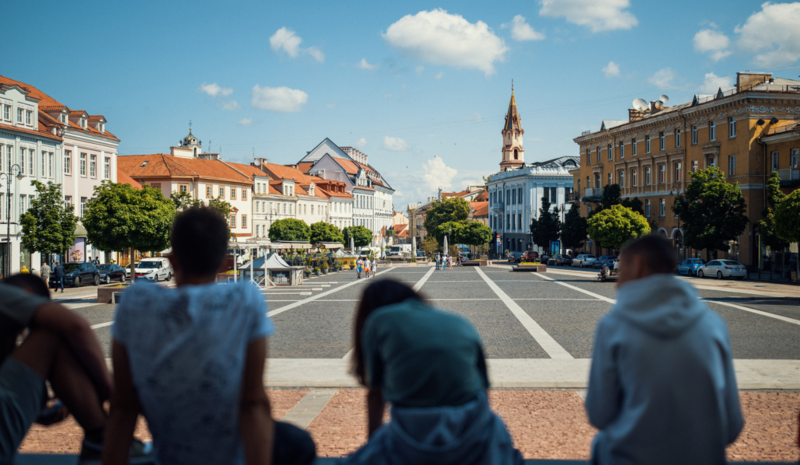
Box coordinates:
[422,157,458,191]
[222,100,240,111]
[326,103,337,109]
[237,118,253,126]
[269,27,325,62]
[415,65,424,75]
[384,93,393,99]
[198,82,233,98]
[383,136,408,152]
[699,72,732,94]
[383,9,508,76]
[356,58,379,70]
[539,0,638,32]
[736,2,800,68]
[602,61,620,77]
[467,112,483,123]
[693,29,731,61]
[356,138,367,149]
[648,68,678,90]
[251,85,308,112]
[505,14,545,41]
[435,72,444,79]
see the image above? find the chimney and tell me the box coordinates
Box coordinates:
[736,71,772,92]
[628,108,644,122]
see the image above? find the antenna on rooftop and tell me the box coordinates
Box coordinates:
[632,98,648,111]
[659,94,670,104]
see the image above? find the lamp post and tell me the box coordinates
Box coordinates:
[1,164,24,277]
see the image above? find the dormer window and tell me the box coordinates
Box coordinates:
[60,114,66,124]
[99,123,105,133]
[140,161,148,167]
[80,117,87,129]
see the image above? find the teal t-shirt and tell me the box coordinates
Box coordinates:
[362,299,489,407]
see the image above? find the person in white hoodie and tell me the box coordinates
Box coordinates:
[586,235,743,465]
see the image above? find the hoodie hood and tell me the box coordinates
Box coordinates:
[613,274,705,338]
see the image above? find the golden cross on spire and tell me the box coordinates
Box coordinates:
[512,79,514,92]
[189,120,192,132]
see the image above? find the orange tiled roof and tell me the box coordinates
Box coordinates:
[396,229,409,238]
[475,190,488,201]
[394,224,408,233]
[296,162,314,173]
[118,154,254,184]
[260,163,331,199]
[0,120,62,141]
[471,201,489,217]
[117,168,142,190]
[223,161,269,179]
[0,75,120,142]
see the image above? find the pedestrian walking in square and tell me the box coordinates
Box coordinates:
[364,260,371,279]
[356,258,363,279]
[586,235,743,465]
[435,253,440,270]
[371,258,377,278]
[53,262,65,293]
[40,262,51,288]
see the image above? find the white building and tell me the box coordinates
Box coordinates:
[487,89,580,256]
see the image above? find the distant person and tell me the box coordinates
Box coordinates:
[0,275,151,464]
[53,261,65,293]
[371,258,377,278]
[586,235,743,465]
[434,253,440,270]
[104,206,315,465]
[40,261,51,288]
[344,279,523,465]
[356,258,364,279]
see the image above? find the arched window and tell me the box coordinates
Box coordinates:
[514,149,518,160]
[193,148,197,157]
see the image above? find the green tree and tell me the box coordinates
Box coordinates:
[268,218,310,242]
[343,225,372,248]
[420,234,439,256]
[310,222,344,244]
[621,197,644,215]
[433,221,465,246]
[83,183,176,266]
[757,171,787,253]
[423,197,469,238]
[587,205,650,250]
[600,184,621,210]
[773,189,800,279]
[672,167,749,258]
[529,196,561,252]
[20,181,78,262]
[561,203,587,252]
[459,222,492,247]
[170,191,202,211]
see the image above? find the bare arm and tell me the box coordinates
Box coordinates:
[367,387,385,438]
[240,337,273,465]
[103,341,140,465]
[32,302,112,401]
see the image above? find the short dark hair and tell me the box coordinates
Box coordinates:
[350,279,424,386]
[4,273,51,299]
[170,206,229,277]
[621,234,677,274]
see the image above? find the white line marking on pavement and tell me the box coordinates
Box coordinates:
[529,273,617,304]
[475,268,573,360]
[278,388,338,429]
[266,268,395,318]
[412,267,436,292]
[342,349,353,360]
[704,299,800,326]
[64,303,98,310]
[91,321,113,330]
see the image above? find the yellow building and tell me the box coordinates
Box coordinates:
[572,71,799,270]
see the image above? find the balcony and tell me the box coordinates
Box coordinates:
[491,202,504,212]
[778,168,800,187]
[565,192,578,202]
[583,188,603,198]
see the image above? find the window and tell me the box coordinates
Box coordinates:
[80,153,87,176]
[19,195,25,219]
[206,185,213,198]
[311,205,315,215]
[242,189,247,201]
[692,161,698,172]
[771,151,780,172]
[586,148,590,165]
[19,148,25,174]
[709,121,716,141]
[49,153,53,178]
[0,145,3,173]
[645,199,651,217]
[512,189,516,205]
[659,165,665,184]
[103,157,110,179]
[708,156,715,168]
[26,110,32,125]
[90,155,97,178]
[607,173,612,185]
[728,117,736,138]
[17,108,23,123]
[608,144,612,161]
[256,225,260,236]
[645,136,651,153]
[28,150,33,176]
[241,215,247,229]
[692,125,698,145]
[150,183,161,189]
[659,198,666,217]
[219,186,225,198]
[3,105,9,120]
[179,184,188,193]
[619,170,625,188]
[632,138,637,156]
[230,187,237,200]
[728,156,736,176]
[65,196,71,207]
[631,169,637,187]
[675,129,681,148]
[674,162,682,182]
[270,201,273,213]
[230,214,236,228]
[596,148,600,163]
[659,132,665,151]
[81,197,87,217]
[619,141,624,159]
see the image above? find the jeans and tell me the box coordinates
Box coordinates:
[57,277,64,292]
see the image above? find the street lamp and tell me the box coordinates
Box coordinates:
[1,164,24,277]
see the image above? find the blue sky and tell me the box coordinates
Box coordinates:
[5,0,800,208]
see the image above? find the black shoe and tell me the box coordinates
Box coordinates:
[78,437,154,465]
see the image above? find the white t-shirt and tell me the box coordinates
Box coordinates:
[113,281,273,465]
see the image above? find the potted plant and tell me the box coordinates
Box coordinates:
[303,269,311,278]
[321,262,329,274]
[349,263,356,270]
[313,266,320,276]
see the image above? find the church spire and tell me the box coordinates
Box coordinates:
[500,83,525,171]
[504,85,522,132]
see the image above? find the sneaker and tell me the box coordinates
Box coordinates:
[78,437,154,465]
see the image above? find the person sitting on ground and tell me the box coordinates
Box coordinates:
[104,206,315,465]
[0,275,151,465]
[343,279,523,465]
[586,234,743,465]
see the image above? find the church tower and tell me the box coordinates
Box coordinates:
[500,83,524,171]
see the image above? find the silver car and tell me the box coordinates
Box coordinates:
[572,254,597,268]
[697,260,746,280]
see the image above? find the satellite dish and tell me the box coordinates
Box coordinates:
[633,98,648,111]
[653,101,664,110]
[659,94,670,104]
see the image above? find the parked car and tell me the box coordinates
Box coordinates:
[548,254,572,266]
[697,260,746,280]
[539,254,550,263]
[676,258,705,276]
[97,264,126,284]
[519,251,539,262]
[572,254,597,268]
[124,262,140,279]
[600,257,618,270]
[50,262,101,288]
[133,258,173,282]
[593,255,617,269]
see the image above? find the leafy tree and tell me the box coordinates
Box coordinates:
[757,171,787,252]
[20,181,78,262]
[343,225,373,248]
[560,203,587,252]
[423,197,469,238]
[773,189,800,279]
[672,167,749,257]
[459,222,492,247]
[587,205,650,250]
[621,197,644,215]
[268,218,310,242]
[170,191,202,211]
[310,222,344,244]
[207,197,232,220]
[420,234,439,256]
[433,221,465,246]
[83,183,176,265]
[600,184,621,210]
[530,196,561,252]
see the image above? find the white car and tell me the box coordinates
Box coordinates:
[133,258,173,282]
[124,262,140,279]
[572,254,597,268]
[697,260,746,280]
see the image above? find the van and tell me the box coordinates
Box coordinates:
[134,257,173,282]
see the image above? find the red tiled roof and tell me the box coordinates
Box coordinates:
[296,162,314,173]
[0,121,62,141]
[117,168,142,189]
[471,201,489,217]
[118,154,253,184]
[475,190,488,201]
[223,161,269,179]
[260,163,330,199]
[396,229,409,238]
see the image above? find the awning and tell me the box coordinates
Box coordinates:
[74,223,88,238]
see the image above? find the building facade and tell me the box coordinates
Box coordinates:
[572,71,800,269]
